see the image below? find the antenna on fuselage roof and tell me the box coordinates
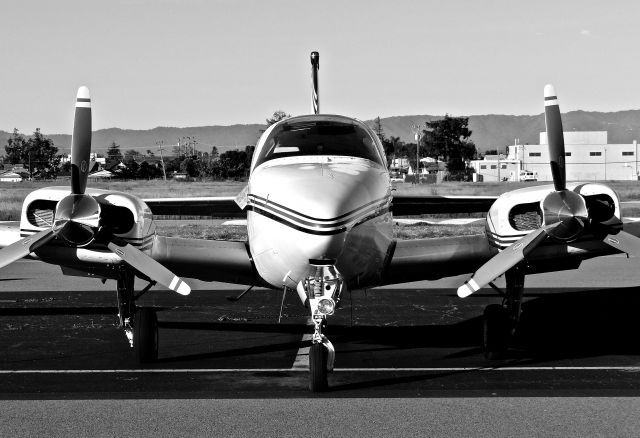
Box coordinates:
[310,51,320,114]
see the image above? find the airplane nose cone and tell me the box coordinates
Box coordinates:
[248,158,391,287]
[250,160,389,224]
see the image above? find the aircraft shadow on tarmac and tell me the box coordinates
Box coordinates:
[150,286,640,364]
[1,286,639,365]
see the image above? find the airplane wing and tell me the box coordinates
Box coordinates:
[143,193,497,218]
[143,196,245,218]
[150,235,260,285]
[391,194,497,215]
[0,222,260,287]
[381,224,640,287]
[381,235,497,285]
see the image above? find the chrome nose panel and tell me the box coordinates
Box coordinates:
[248,157,392,289]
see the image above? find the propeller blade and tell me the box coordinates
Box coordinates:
[457,224,558,298]
[0,229,56,270]
[107,238,191,295]
[544,84,566,192]
[71,86,92,195]
[602,230,640,257]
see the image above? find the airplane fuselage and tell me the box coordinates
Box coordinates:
[246,114,394,290]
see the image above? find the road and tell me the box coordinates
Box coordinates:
[0,256,640,436]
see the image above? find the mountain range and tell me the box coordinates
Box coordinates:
[2,110,640,156]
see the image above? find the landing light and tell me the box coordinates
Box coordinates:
[317,298,335,315]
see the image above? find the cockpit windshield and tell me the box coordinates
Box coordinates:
[254,119,383,168]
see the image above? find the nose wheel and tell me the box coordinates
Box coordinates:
[309,343,328,391]
[308,317,335,392]
[299,265,342,392]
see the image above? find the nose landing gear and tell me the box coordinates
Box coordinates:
[297,264,343,392]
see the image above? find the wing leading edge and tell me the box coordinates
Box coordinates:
[144,197,245,218]
[382,235,496,286]
[143,194,497,218]
[391,194,497,215]
[150,235,261,286]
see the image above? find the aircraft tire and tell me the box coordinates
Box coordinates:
[134,307,158,363]
[309,343,328,392]
[483,304,509,360]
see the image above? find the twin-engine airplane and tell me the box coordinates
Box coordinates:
[1,53,638,392]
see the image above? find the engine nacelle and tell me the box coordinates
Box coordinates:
[20,187,156,264]
[485,182,620,249]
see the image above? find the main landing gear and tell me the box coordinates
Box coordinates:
[116,268,159,363]
[483,267,524,359]
[297,264,342,392]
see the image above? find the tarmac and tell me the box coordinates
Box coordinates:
[1,256,640,435]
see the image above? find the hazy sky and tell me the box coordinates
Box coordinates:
[2,0,640,134]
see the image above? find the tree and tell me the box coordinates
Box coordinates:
[218,149,248,179]
[372,117,386,142]
[4,129,28,165]
[106,142,123,162]
[266,110,291,127]
[384,136,402,169]
[136,161,160,179]
[165,157,182,174]
[5,129,60,179]
[422,115,477,180]
[244,145,255,172]
[180,158,198,177]
[210,146,219,161]
[124,149,142,161]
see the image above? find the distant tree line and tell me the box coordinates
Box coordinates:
[2,111,478,182]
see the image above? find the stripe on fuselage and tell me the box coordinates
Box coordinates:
[247,194,391,235]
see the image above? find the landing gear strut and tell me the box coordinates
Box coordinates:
[483,267,524,359]
[115,267,158,363]
[298,264,341,392]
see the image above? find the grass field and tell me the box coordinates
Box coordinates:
[153,221,486,241]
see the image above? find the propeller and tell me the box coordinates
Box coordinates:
[458,84,640,298]
[0,87,190,296]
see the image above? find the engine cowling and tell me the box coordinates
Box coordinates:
[20,186,155,254]
[485,182,620,249]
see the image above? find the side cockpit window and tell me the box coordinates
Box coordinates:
[254,120,383,167]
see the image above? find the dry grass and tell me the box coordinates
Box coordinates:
[155,221,486,241]
[156,223,248,240]
[393,180,640,199]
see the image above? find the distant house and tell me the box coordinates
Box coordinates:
[88,169,114,180]
[105,160,127,172]
[0,171,23,182]
[172,171,189,180]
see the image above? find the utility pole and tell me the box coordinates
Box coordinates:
[156,140,167,181]
[411,124,422,184]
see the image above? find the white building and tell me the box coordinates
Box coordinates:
[471,131,640,182]
[0,171,22,182]
[60,153,106,168]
